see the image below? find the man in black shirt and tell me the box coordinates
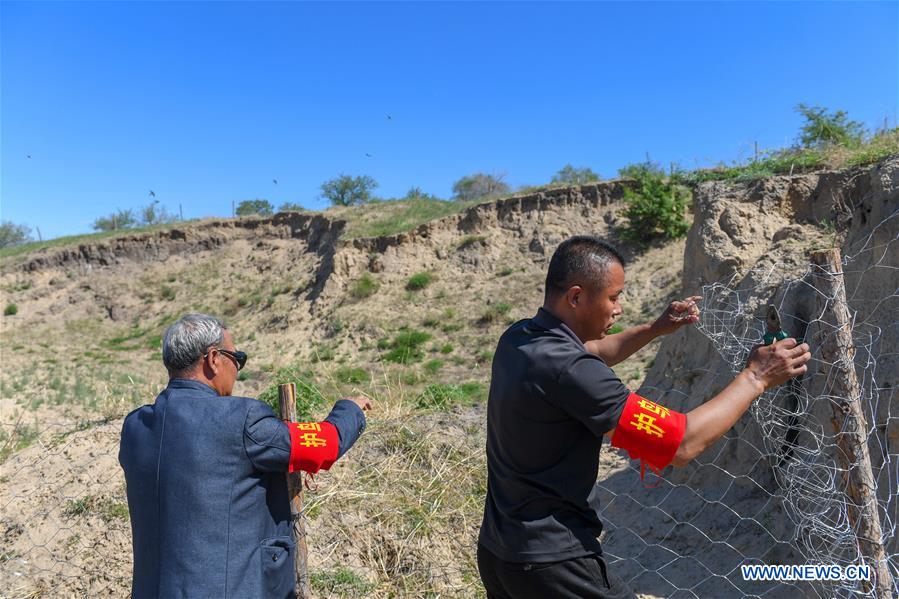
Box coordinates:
[477,236,810,598]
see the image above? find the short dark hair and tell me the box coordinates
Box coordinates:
[544,236,624,300]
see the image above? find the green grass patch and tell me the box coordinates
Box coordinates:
[406,271,434,291]
[63,495,129,522]
[478,302,511,325]
[439,343,454,354]
[311,567,374,595]
[497,266,514,277]
[335,366,370,384]
[4,280,32,292]
[416,382,483,410]
[337,197,486,239]
[382,329,433,364]
[160,286,176,301]
[607,324,624,335]
[423,359,444,375]
[4,303,18,316]
[350,273,379,300]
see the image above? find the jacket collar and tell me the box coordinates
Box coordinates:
[532,307,586,349]
[167,378,219,397]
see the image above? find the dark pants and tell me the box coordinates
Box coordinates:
[477,544,636,599]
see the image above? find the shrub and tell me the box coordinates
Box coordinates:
[350,274,379,299]
[160,286,175,301]
[4,303,18,316]
[382,329,432,364]
[92,209,137,232]
[552,164,600,185]
[796,104,866,148]
[478,302,511,325]
[618,161,690,244]
[0,221,33,248]
[406,272,433,291]
[278,202,305,212]
[451,172,510,201]
[236,199,274,216]
[335,366,370,384]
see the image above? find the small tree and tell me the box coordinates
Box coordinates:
[0,221,33,248]
[236,199,274,216]
[618,161,690,244]
[552,164,600,185]
[320,175,378,206]
[93,209,137,232]
[140,201,178,226]
[796,104,866,148]
[451,172,509,201]
[404,186,440,201]
[277,202,305,212]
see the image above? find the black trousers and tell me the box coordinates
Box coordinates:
[477,544,636,599]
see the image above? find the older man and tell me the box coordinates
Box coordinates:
[477,236,811,598]
[119,313,371,598]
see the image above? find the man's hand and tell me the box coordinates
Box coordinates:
[344,395,373,411]
[744,338,811,391]
[650,295,702,336]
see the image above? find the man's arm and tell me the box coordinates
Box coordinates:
[605,338,811,468]
[586,296,701,366]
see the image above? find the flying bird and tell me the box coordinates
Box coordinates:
[149,190,156,197]
[273,179,278,185]
[26,154,31,159]
[365,153,372,158]
[386,115,392,121]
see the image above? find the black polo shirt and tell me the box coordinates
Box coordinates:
[478,307,630,563]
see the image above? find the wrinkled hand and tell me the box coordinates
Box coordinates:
[345,395,373,411]
[745,338,811,390]
[651,295,702,336]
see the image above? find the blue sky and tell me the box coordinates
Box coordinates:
[2,1,897,240]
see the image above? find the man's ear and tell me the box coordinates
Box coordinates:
[565,285,582,310]
[206,349,220,376]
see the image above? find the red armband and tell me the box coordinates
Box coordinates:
[286,421,339,474]
[610,393,686,476]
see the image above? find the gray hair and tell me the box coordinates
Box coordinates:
[162,313,226,373]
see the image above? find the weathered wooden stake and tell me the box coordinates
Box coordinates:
[810,248,893,597]
[278,383,311,599]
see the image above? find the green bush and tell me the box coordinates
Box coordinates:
[382,329,432,364]
[423,359,444,375]
[406,272,434,291]
[350,274,379,300]
[4,303,18,316]
[160,286,175,301]
[479,302,511,325]
[335,366,370,384]
[259,367,326,421]
[618,161,690,244]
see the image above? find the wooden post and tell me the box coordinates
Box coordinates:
[810,249,893,597]
[278,383,311,599]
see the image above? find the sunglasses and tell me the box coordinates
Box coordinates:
[205,348,248,371]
